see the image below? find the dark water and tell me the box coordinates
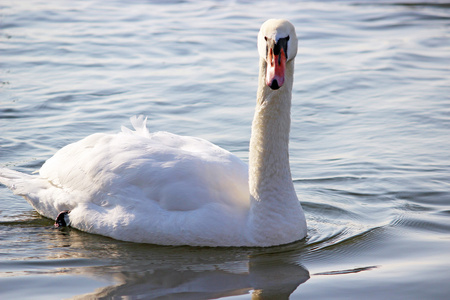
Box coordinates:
[1,0,449,299]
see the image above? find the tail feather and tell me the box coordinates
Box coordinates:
[0,168,61,219]
[0,168,38,196]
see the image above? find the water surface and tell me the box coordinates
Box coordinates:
[1,0,449,299]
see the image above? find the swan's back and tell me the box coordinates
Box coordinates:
[42,117,249,210]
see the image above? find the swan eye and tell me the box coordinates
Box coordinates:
[265,36,268,57]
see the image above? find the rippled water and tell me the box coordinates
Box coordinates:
[1,0,449,299]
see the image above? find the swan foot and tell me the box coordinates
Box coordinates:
[54,210,71,228]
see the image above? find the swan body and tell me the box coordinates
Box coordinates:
[0,19,307,247]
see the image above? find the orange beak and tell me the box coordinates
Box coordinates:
[266,46,287,90]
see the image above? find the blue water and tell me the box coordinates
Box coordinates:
[1,0,449,299]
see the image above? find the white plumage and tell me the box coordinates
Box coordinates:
[0,19,307,247]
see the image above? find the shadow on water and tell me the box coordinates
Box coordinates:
[0,214,309,299]
[77,246,311,299]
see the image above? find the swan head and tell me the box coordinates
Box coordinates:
[258,19,298,90]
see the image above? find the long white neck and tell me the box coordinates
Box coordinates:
[247,57,306,246]
[249,57,295,203]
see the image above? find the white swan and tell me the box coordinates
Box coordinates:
[0,19,306,247]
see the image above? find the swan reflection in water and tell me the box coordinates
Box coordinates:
[46,228,310,299]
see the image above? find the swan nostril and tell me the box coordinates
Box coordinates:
[270,80,280,90]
